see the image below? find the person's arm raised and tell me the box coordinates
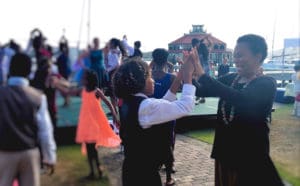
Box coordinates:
[190,47,205,79]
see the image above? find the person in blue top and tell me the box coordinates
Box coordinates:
[56,37,71,107]
[150,48,177,186]
[89,37,106,89]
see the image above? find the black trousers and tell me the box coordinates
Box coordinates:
[122,157,162,186]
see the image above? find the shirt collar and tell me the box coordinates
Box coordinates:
[7,77,29,86]
[133,93,148,98]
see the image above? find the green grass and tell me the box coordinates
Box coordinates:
[273,103,295,119]
[41,145,109,186]
[185,129,215,144]
[275,162,300,186]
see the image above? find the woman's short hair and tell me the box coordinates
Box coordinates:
[237,34,268,63]
[113,58,150,98]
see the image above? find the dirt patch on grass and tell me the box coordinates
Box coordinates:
[41,145,109,186]
[270,115,300,178]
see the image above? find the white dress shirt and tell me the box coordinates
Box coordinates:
[107,49,121,72]
[122,38,134,56]
[137,84,196,129]
[8,77,57,164]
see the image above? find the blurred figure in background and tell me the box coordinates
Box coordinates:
[122,35,134,57]
[105,38,127,114]
[31,58,70,141]
[132,41,143,58]
[56,36,71,107]
[150,48,177,186]
[0,40,20,85]
[218,56,230,78]
[72,46,91,87]
[89,37,106,90]
[292,64,300,117]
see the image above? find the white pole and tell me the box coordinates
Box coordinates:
[87,0,91,46]
[271,15,277,60]
[77,0,85,50]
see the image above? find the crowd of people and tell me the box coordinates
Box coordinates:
[0,29,287,186]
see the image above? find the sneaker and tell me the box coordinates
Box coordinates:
[171,166,176,173]
[97,166,103,179]
[165,178,176,186]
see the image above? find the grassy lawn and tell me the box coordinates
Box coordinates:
[185,103,300,186]
[41,145,109,186]
[185,129,215,144]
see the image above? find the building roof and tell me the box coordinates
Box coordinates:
[169,33,225,46]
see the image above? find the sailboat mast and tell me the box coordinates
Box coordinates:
[271,15,277,60]
[77,0,85,50]
[87,0,91,45]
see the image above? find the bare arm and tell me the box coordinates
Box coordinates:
[190,47,205,79]
[170,71,183,94]
[95,88,119,122]
[51,76,82,96]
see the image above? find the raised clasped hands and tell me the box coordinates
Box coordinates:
[179,48,204,83]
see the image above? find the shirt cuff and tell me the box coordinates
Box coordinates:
[163,90,177,101]
[182,84,196,95]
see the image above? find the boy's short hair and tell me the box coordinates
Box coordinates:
[113,58,150,99]
[191,38,200,47]
[152,48,169,67]
[9,53,32,77]
[134,41,141,49]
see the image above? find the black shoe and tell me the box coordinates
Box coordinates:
[80,173,95,182]
[199,98,205,103]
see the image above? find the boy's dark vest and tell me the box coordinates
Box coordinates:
[119,95,162,166]
[0,85,41,151]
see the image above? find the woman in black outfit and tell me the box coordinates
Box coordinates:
[193,34,283,186]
